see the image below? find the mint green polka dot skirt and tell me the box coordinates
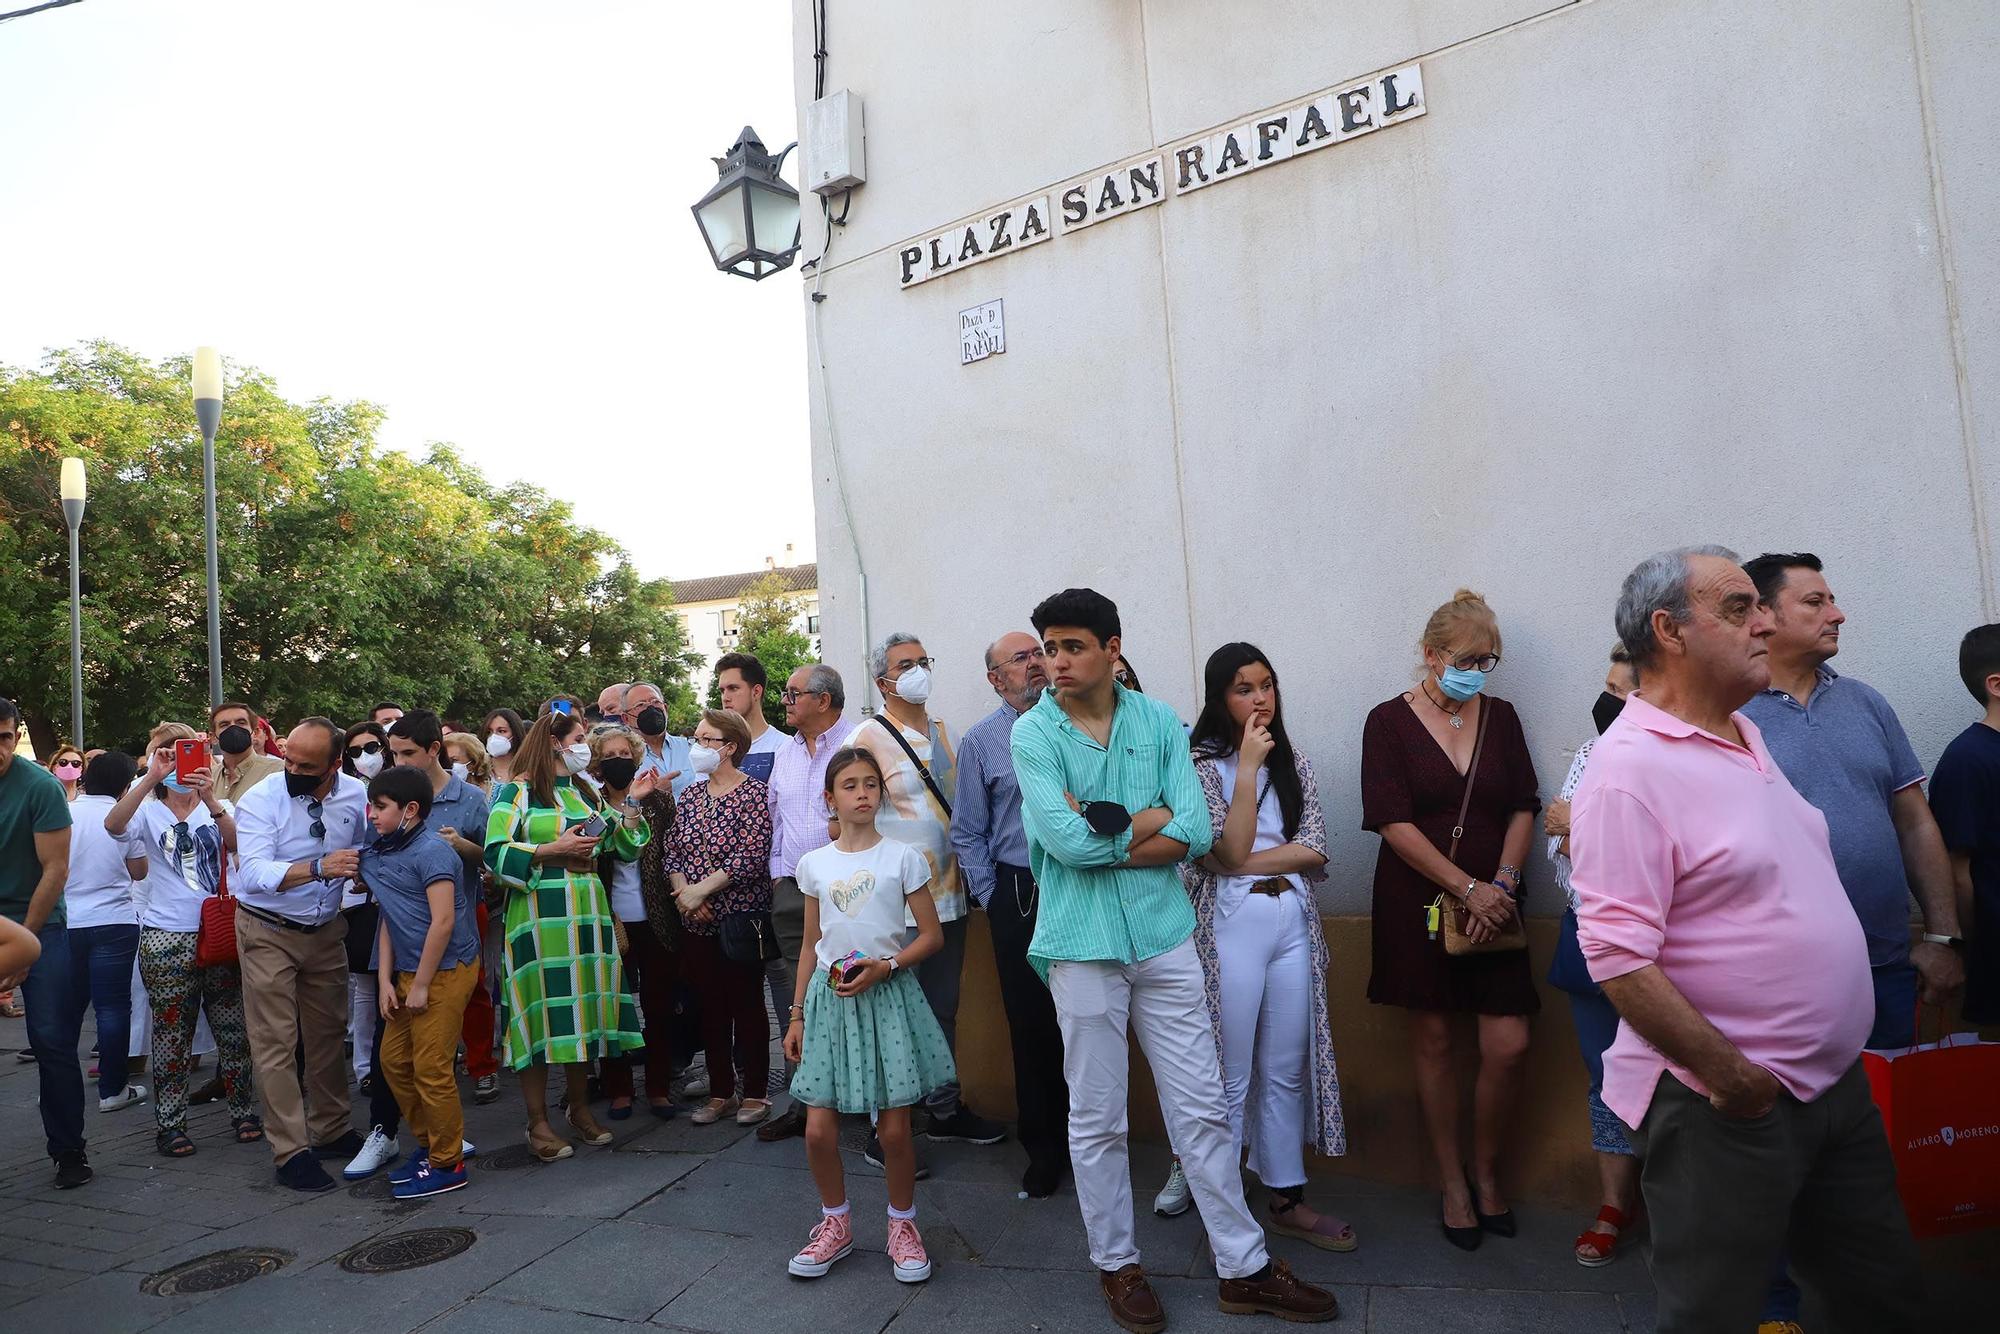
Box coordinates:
[789,966,957,1114]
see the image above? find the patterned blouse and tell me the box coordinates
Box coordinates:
[663,776,774,937]
[1181,748,1347,1160]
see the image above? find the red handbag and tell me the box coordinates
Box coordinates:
[194,852,237,968]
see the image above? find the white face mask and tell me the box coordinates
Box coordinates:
[450,761,470,783]
[485,732,512,758]
[892,664,933,706]
[688,744,722,776]
[560,741,593,775]
[353,751,385,778]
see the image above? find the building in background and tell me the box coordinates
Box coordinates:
[671,554,819,687]
[785,1,2000,1191]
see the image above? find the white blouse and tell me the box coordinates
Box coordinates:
[1546,739,1594,912]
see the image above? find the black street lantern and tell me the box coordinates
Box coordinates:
[692,126,802,280]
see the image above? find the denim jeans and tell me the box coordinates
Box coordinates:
[67,924,140,1100]
[21,923,87,1159]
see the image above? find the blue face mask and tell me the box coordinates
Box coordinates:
[161,772,191,793]
[1438,666,1488,702]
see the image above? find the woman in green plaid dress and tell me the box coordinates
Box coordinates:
[483,707,658,1159]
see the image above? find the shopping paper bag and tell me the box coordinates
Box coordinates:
[1862,1031,2000,1238]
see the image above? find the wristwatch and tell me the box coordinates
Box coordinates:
[885,957,901,974]
[1460,880,1479,902]
[1921,933,1967,953]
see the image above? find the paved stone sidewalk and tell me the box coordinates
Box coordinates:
[0,1014,1988,1332]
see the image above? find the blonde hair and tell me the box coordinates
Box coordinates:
[588,723,643,762]
[443,731,492,787]
[1421,589,1502,660]
[696,708,751,763]
[146,721,197,751]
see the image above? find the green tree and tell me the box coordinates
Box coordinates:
[702,571,815,731]
[0,342,696,757]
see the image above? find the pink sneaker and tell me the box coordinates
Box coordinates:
[787,1211,853,1278]
[887,1216,931,1283]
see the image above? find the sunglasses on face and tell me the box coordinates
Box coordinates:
[345,741,382,759]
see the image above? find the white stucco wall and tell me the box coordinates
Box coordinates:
[789,0,2000,912]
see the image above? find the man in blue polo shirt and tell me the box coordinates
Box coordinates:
[1741,553,1965,1046]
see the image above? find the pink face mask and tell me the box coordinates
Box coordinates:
[54,762,82,781]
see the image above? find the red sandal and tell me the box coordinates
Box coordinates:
[1573,1205,1637,1267]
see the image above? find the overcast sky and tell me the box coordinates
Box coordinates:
[0,0,813,581]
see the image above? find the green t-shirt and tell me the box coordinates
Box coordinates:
[0,758,73,926]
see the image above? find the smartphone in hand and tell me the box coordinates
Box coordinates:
[175,737,212,785]
[579,812,608,839]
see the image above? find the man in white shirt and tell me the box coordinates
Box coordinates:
[232,717,370,1192]
[624,681,696,799]
[716,653,790,785]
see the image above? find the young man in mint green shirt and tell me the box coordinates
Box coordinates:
[1010,590,1336,1330]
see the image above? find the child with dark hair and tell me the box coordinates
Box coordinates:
[359,765,481,1198]
[1929,623,2000,1026]
[783,746,952,1285]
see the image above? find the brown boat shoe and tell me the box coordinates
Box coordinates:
[1100,1262,1167,1333]
[1217,1258,1339,1322]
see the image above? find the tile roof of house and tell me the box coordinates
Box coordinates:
[670,562,819,605]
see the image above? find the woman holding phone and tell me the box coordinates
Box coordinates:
[662,709,774,1127]
[484,707,655,1161]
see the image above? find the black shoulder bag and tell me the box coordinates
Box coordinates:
[870,714,952,817]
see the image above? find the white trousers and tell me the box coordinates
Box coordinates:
[1215,891,1312,1188]
[1050,938,1269,1279]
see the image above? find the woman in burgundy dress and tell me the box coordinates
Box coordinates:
[1361,589,1540,1253]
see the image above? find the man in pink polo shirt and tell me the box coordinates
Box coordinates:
[1571,546,1922,1334]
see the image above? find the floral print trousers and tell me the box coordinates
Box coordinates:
[137,928,257,1132]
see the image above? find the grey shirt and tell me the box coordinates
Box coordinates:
[1741,666,1925,967]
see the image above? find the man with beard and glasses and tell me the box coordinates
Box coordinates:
[952,631,1073,1198]
[233,718,371,1192]
[624,681,697,800]
[210,701,282,805]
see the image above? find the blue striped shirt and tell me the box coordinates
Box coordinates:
[1010,684,1213,976]
[951,701,1035,907]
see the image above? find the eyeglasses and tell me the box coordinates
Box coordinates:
[1448,653,1502,673]
[992,647,1047,671]
[885,657,936,676]
[307,797,325,840]
[344,741,382,759]
[780,689,826,704]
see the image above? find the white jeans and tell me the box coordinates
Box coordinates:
[1215,890,1312,1188]
[1050,938,1269,1279]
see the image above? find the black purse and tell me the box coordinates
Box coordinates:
[718,911,782,964]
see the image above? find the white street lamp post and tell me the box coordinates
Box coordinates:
[192,346,224,708]
[59,457,85,747]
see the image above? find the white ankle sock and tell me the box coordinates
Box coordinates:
[822,1201,850,1219]
[887,1202,916,1221]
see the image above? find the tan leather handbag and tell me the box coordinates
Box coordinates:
[1429,703,1527,956]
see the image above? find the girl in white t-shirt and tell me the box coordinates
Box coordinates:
[783,747,953,1286]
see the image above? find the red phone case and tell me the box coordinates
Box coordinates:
[174,738,211,784]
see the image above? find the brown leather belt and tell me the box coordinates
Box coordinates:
[1248,877,1290,897]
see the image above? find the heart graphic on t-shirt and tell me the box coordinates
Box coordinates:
[827,869,876,916]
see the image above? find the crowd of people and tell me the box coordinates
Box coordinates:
[0,546,1991,1333]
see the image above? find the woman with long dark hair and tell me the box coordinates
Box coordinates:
[1170,644,1353,1250]
[482,708,526,787]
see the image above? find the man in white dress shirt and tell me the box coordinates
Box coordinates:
[625,680,696,799]
[232,717,370,1192]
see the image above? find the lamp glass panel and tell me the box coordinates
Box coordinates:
[697,188,749,265]
[747,180,801,256]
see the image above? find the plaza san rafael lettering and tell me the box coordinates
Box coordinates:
[898,62,1425,289]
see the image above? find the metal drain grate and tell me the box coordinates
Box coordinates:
[475,1142,539,1172]
[339,1227,477,1274]
[141,1247,292,1296]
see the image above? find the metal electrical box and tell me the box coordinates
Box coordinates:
[805,90,865,195]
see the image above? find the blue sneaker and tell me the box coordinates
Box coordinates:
[391,1159,467,1199]
[387,1147,429,1186]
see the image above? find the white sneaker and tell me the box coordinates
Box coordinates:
[98,1084,146,1113]
[342,1125,400,1180]
[1153,1159,1192,1217]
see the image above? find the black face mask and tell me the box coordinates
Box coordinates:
[634,706,667,737]
[597,757,639,790]
[217,725,253,756]
[1592,691,1627,736]
[285,768,327,799]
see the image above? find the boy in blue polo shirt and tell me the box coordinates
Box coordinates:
[360,766,481,1199]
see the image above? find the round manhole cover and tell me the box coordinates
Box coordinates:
[142,1246,292,1296]
[475,1142,539,1172]
[339,1227,477,1274]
